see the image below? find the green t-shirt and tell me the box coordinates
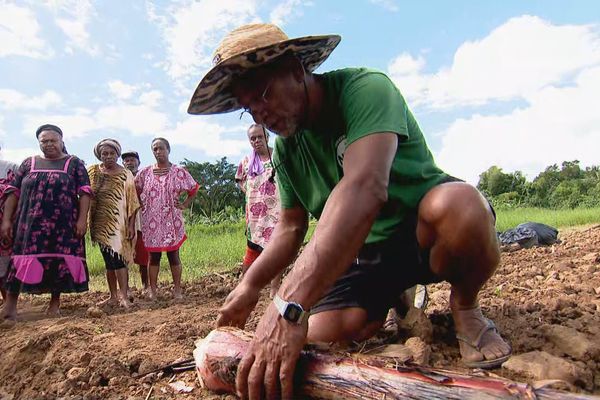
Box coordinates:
[273,68,448,243]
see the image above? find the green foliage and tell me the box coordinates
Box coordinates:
[478,166,526,198]
[181,157,244,220]
[479,160,599,209]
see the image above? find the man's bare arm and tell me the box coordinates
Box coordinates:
[242,205,308,291]
[278,132,398,306]
[216,205,308,328]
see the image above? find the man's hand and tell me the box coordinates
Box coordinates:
[75,219,87,238]
[236,303,307,400]
[216,282,261,329]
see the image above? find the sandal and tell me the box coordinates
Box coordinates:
[456,316,512,369]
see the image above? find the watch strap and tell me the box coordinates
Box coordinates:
[273,294,309,325]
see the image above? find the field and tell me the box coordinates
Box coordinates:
[86,207,600,290]
[1,207,599,399]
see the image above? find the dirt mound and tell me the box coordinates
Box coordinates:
[1,226,599,398]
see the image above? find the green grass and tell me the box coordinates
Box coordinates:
[85,208,600,289]
[494,206,600,232]
[86,221,248,290]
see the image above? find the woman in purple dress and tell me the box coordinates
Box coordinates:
[0,124,92,320]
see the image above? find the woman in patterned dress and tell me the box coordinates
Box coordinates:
[0,124,92,319]
[135,138,199,300]
[235,124,282,297]
[88,139,139,308]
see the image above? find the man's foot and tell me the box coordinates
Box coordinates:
[452,306,512,369]
[97,297,119,307]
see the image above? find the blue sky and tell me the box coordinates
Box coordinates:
[1,0,599,183]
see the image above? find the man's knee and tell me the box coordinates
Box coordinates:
[418,182,499,273]
[419,182,493,228]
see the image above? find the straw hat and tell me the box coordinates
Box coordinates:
[187,23,341,115]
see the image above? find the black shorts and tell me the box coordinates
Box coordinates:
[100,247,127,271]
[311,176,492,322]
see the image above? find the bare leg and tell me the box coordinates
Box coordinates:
[148,252,161,300]
[47,292,60,316]
[107,270,119,299]
[170,265,182,299]
[138,264,148,289]
[97,270,119,306]
[0,284,6,302]
[1,292,19,320]
[115,268,131,308]
[417,182,511,367]
[167,250,182,299]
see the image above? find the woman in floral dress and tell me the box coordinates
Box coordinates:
[235,124,282,297]
[0,124,91,319]
[135,138,199,300]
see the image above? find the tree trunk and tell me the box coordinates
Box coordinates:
[194,328,597,400]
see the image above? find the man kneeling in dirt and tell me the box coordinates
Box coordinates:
[188,23,512,399]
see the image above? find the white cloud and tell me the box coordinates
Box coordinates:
[149,0,259,88]
[42,0,101,56]
[95,103,169,136]
[435,65,600,184]
[0,147,41,164]
[108,80,138,100]
[389,16,600,109]
[369,0,399,12]
[139,90,163,108]
[22,111,97,139]
[163,118,247,157]
[383,16,600,184]
[0,89,63,110]
[270,0,311,26]
[0,3,53,58]
[21,86,168,138]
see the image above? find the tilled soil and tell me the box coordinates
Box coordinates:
[0,226,599,399]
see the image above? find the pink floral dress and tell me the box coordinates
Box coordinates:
[235,155,280,249]
[135,164,199,252]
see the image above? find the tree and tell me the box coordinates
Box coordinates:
[559,160,583,181]
[477,166,526,198]
[180,157,244,220]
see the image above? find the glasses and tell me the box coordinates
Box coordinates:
[239,79,272,120]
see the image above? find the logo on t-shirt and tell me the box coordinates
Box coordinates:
[335,136,347,168]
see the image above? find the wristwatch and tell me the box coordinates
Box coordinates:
[273,294,309,325]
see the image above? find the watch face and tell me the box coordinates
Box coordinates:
[284,303,302,322]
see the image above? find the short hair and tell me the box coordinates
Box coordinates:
[248,124,269,139]
[151,137,171,151]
